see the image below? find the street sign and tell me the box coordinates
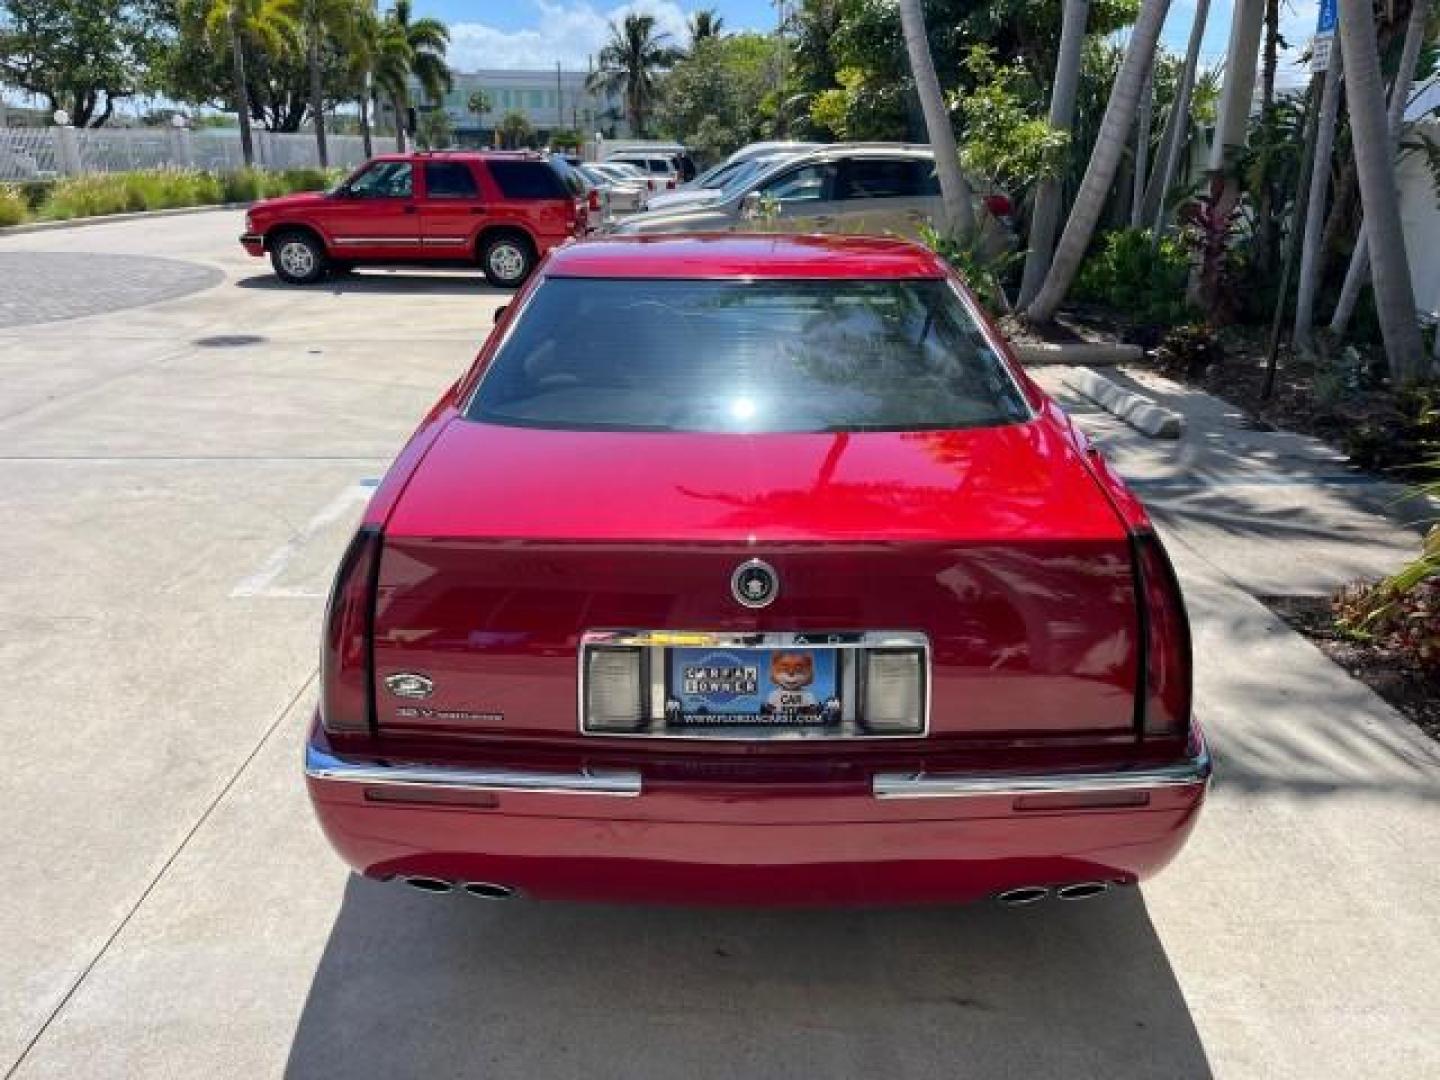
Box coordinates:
[1313,0,1338,71]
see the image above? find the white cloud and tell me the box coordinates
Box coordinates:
[447,1,692,72]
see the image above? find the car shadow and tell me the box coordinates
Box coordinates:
[284,877,1211,1078]
[235,270,511,297]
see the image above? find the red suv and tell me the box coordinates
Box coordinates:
[240,151,589,288]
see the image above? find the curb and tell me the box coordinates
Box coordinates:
[1011,341,1144,366]
[1064,367,1185,439]
[0,202,249,238]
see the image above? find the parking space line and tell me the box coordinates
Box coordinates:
[230,482,374,599]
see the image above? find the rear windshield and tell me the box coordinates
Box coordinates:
[467,278,1030,433]
[488,159,569,199]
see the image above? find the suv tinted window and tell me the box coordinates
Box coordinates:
[348,161,412,198]
[423,161,479,198]
[488,160,567,199]
[468,278,1029,433]
[840,158,932,199]
[760,163,835,203]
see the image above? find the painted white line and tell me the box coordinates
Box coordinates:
[230,483,371,599]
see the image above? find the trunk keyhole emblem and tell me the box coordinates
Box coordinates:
[731,559,779,609]
[385,672,435,699]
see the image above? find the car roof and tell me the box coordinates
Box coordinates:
[543,234,949,280]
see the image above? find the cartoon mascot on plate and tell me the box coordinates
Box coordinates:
[764,651,837,721]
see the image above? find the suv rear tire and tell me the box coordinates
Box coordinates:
[270,230,327,285]
[480,232,535,288]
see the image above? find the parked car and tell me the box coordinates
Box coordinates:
[239,151,589,287]
[643,152,799,213]
[614,145,1012,251]
[600,141,696,181]
[577,163,646,214]
[304,232,1210,906]
[603,151,682,193]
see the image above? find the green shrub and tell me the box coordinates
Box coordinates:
[918,223,1019,316]
[0,184,27,227]
[32,165,342,223]
[1074,227,1193,327]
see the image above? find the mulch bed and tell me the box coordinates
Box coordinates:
[1264,595,1440,742]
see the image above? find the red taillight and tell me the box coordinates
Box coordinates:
[588,188,601,212]
[1134,531,1191,738]
[647,178,656,192]
[983,194,1013,218]
[666,178,676,190]
[320,525,382,735]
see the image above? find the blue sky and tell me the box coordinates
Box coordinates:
[413,0,1320,82]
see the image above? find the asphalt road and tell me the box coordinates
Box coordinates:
[1,211,1438,1079]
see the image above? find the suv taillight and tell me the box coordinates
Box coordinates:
[320,525,382,735]
[665,178,676,190]
[588,189,601,212]
[1133,531,1191,738]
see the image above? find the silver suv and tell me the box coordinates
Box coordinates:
[612,145,1010,247]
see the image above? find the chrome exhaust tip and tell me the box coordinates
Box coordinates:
[1055,881,1111,901]
[462,881,516,900]
[996,885,1050,907]
[402,876,455,894]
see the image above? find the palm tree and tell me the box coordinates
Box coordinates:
[589,14,676,137]
[345,0,384,156]
[897,0,973,241]
[1018,0,1090,308]
[1024,0,1173,323]
[1332,0,1427,381]
[467,88,492,144]
[300,0,357,167]
[1293,50,1344,353]
[1141,0,1210,234]
[1331,0,1430,341]
[688,9,724,45]
[204,0,299,166]
[376,0,450,153]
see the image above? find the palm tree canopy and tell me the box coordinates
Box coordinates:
[588,13,677,133]
[688,9,723,44]
[384,0,452,102]
[204,0,300,57]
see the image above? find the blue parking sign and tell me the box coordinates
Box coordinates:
[1317,0,1337,35]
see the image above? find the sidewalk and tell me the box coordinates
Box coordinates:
[1033,364,1440,1076]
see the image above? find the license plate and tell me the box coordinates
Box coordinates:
[666,646,841,727]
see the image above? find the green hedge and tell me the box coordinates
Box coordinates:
[0,166,346,227]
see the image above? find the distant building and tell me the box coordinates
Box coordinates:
[380,69,629,147]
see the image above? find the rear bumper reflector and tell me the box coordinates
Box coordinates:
[872,730,1211,799]
[305,741,643,797]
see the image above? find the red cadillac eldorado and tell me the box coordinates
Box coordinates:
[304,233,1210,907]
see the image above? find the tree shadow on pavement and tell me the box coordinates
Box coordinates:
[285,877,1211,1079]
[234,271,510,297]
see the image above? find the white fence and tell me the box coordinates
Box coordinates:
[0,126,397,182]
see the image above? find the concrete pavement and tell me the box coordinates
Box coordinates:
[1,213,1437,1078]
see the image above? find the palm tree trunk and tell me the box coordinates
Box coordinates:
[1293,50,1344,353]
[1018,0,1090,308]
[1335,0,1425,382]
[1330,0,1429,339]
[1025,0,1173,323]
[1130,68,1154,226]
[393,90,407,152]
[309,30,329,168]
[1143,0,1210,234]
[897,0,974,241]
[228,7,255,167]
[359,79,373,158]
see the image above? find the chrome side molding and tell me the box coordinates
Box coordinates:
[872,740,1212,799]
[305,741,642,797]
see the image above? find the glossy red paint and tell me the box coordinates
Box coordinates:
[306,233,1207,905]
[240,151,586,276]
[540,232,950,280]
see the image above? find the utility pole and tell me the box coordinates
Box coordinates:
[556,61,564,134]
